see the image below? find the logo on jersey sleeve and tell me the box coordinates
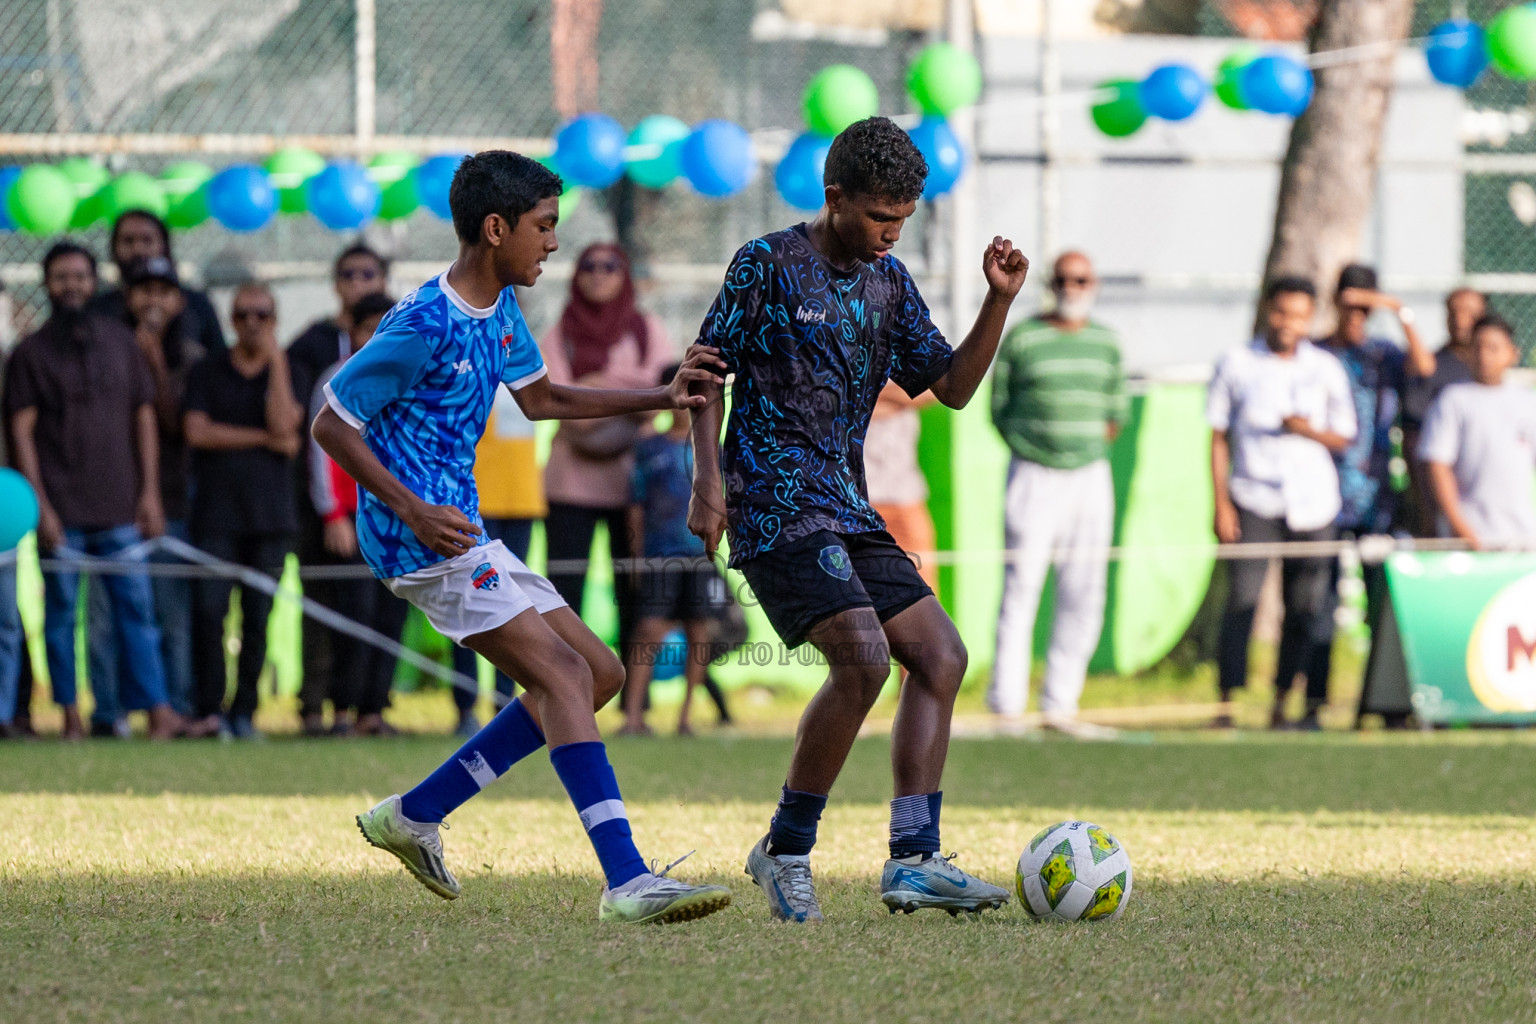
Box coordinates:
[471,562,501,591]
[818,545,853,581]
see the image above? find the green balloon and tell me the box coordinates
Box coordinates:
[369,151,421,221]
[1214,46,1261,110]
[1091,79,1148,138]
[58,157,109,229]
[559,185,582,221]
[803,64,879,137]
[906,43,982,116]
[264,146,325,214]
[160,161,213,229]
[1490,5,1536,80]
[100,171,168,221]
[6,164,76,235]
[626,115,690,189]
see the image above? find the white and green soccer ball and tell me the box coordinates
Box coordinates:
[1016,820,1132,922]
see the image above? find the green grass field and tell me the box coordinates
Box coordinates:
[6,719,1536,1023]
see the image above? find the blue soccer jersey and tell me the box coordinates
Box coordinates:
[323,270,547,578]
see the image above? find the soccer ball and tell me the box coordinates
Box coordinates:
[1016,820,1133,922]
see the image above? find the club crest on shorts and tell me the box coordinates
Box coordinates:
[471,562,501,591]
[818,545,853,581]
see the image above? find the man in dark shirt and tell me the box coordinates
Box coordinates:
[87,210,225,355]
[1402,287,1485,536]
[286,243,389,736]
[4,242,178,740]
[183,282,303,740]
[689,117,1029,922]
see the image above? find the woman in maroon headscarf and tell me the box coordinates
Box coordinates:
[540,243,675,636]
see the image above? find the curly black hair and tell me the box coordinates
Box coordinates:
[823,116,928,204]
[448,150,563,244]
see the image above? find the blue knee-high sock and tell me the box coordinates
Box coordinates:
[399,698,545,824]
[889,792,943,859]
[549,740,648,890]
[767,785,828,856]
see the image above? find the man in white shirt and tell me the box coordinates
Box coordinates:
[1207,277,1358,728]
[1419,314,1536,549]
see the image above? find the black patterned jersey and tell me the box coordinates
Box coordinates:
[696,224,953,567]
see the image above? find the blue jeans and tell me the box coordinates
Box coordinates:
[86,520,196,721]
[44,526,167,710]
[452,517,536,709]
[0,561,22,724]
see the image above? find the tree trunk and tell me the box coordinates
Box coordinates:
[1257,0,1415,329]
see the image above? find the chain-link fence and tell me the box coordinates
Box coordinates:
[0,0,944,343]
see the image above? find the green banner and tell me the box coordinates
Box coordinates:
[1376,551,1536,724]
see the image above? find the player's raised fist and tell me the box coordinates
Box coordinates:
[982,236,1029,299]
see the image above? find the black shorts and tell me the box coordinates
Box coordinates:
[633,558,729,623]
[737,529,932,649]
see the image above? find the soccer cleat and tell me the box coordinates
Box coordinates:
[598,853,732,924]
[744,834,823,923]
[880,852,1011,916]
[355,794,461,900]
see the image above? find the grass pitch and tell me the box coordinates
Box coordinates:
[5,727,1536,1023]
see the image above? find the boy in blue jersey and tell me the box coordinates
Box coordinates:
[688,117,1030,921]
[312,151,732,924]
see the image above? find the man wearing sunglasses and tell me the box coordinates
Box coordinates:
[182,283,304,740]
[287,243,390,736]
[988,252,1125,739]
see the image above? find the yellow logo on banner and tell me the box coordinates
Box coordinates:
[1466,572,1536,712]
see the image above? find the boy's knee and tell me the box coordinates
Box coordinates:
[590,649,625,706]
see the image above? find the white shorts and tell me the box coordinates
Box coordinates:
[383,541,567,645]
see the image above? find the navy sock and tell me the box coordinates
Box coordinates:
[889,791,942,859]
[766,785,828,856]
[399,698,544,824]
[549,740,648,890]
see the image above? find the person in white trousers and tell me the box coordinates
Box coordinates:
[987,253,1126,735]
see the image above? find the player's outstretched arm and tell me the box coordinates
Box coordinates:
[513,344,727,421]
[311,404,482,559]
[929,237,1030,409]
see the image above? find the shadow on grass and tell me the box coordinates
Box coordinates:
[4,735,1536,817]
[3,872,1534,1023]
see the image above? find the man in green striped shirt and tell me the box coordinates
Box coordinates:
[988,252,1126,734]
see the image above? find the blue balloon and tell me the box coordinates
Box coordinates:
[682,120,756,198]
[1139,64,1206,121]
[307,162,380,230]
[1426,19,1489,88]
[908,117,965,199]
[555,113,627,189]
[0,166,19,231]
[1242,54,1313,116]
[416,153,466,221]
[0,467,39,552]
[207,164,277,232]
[775,133,831,210]
[653,627,687,682]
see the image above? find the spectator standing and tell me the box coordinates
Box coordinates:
[448,372,548,736]
[306,293,410,735]
[4,242,178,740]
[866,382,939,590]
[1401,288,1485,537]
[621,364,730,736]
[1419,315,1536,549]
[0,342,25,738]
[540,244,674,661]
[183,282,303,740]
[288,243,389,736]
[1207,278,1357,729]
[1305,266,1431,726]
[987,252,1126,735]
[88,210,224,354]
